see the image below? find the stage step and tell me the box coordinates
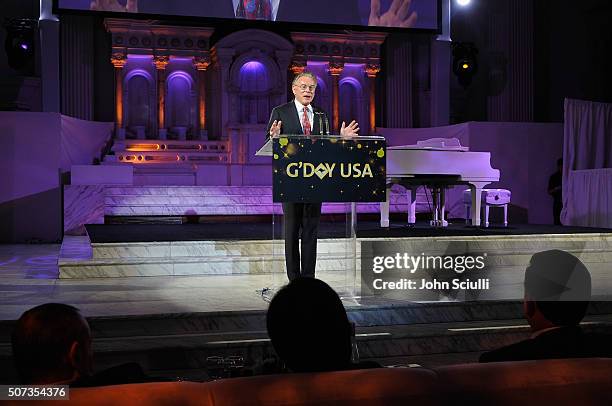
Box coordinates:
[3,303,611,382]
[64,185,433,236]
[58,234,612,295]
[78,304,612,379]
[102,185,429,217]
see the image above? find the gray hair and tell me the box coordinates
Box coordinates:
[292,71,318,87]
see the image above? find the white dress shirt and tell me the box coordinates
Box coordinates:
[294,99,314,134]
[232,0,280,20]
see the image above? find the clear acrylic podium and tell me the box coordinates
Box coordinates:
[256,134,386,302]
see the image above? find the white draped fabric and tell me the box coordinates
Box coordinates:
[561,99,612,228]
[564,169,612,227]
[60,115,114,171]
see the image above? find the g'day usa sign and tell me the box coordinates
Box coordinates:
[272,135,386,203]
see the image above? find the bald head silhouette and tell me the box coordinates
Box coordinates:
[524,250,591,328]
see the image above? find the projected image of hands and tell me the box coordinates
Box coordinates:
[368,0,417,28]
[90,0,138,12]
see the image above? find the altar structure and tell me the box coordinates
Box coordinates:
[104,20,386,175]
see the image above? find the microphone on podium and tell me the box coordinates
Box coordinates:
[314,112,325,135]
[315,112,331,135]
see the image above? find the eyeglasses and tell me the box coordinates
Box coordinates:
[296,84,316,92]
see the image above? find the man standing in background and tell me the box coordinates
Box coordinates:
[548,158,563,225]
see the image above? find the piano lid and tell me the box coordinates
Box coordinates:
[386,148,500,181]
[389,137,469,152]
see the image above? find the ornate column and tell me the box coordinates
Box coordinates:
[289,59,306,101]
[215,48,236,141]
[193,56,211,140]
[290,59,306,78]
[111,52,127,139]
[365,63,381,134]
[153,55,170,140]
[327,61,344,133]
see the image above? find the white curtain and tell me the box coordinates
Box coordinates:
[561,99,612,228]
[60,115,114,172]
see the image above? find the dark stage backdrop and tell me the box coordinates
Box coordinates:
[55,0,439,31]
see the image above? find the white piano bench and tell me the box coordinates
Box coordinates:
[463,189,511,227]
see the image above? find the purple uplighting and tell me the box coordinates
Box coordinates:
[240,61,265,73]
[20,43,29,51]
[239,61,269,91]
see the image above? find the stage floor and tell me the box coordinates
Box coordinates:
[2,238,612,382]
[0,243,274,320]
[3,222,611,320]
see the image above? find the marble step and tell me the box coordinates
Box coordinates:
[70,235,612,284]
[67,301,612,340]
[0,301,528,339]
[58,257,612,292]
[3,304,612,381]
[104,194,425,206]
[59,315,612,379]
[88,236,612,260]
[102,186,427,216]
[104,185,425,196]
[90,239,347,259]
[58,252,354,278]
[105,186,274,196]
[3,302,612,344]
[104,205,282,216]
[104,203,427,216]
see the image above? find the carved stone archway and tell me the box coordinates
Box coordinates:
[210,29,294,140]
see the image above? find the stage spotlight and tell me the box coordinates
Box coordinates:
[456,0,471,6]
[3,18,36,71]
[452,42,479,87]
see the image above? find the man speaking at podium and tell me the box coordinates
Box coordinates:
[267,72,359,281]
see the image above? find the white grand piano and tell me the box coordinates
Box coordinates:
[380,138,500,227]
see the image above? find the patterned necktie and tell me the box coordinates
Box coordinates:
[238,0,272,20]
[302,106,311,136]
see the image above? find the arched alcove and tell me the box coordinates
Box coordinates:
[339,77,363,127]
[236,60,271,124]
[166,71,195,136]
[124,69,155,137]
[238,61,269,92]
[212,29,294,130]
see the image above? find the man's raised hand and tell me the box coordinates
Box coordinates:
[369,0,417,28]
[269,120,283,137]
[340,120,359,137]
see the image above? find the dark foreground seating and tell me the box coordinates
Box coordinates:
[436,358,612,406]
[4,359,612,406]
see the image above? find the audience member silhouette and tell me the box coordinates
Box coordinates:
[11,303,148,386]
[480,249,611,362]
[266,278,379,372]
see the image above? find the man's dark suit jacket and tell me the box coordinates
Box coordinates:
[266,101,327,137]
[479,326,612,363]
